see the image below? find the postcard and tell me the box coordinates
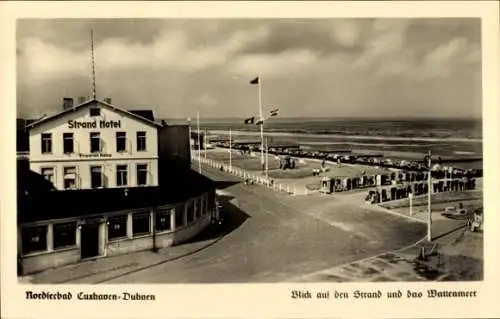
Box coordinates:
[1,1,499,318]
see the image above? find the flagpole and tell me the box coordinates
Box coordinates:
[197,111,201,174]
[265,136,269,179]
[258,77,264,172]
[187,117,192,163]
[204,129,207,159]
[229,127,232,170]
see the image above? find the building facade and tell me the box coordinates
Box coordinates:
[19,190,216,275]
[27,98,160,190]
[17,97,219,276]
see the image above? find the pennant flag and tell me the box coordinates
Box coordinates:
[250,77,259,85]
[255,118,264,125]
[244,116,255,124]
[269,108,279,116]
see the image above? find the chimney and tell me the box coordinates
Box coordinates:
[104,97,112,104]
[77,96,86,105]
[62,97,74,110]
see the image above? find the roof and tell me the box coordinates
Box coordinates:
[18,166,215,223]
[129,110,155,122]
[26,99,162,129]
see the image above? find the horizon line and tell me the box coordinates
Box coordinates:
[164,116,483,120]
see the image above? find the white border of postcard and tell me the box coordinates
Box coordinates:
[1,1,499,318]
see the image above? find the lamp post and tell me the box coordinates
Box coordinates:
[409,192,413,216]
[427,150,432,241]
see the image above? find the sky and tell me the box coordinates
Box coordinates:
[16,18,482,119]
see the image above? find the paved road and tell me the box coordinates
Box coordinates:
[99,164,426,283]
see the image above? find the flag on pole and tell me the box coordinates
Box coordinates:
[244,116,255,124]
[269,108,279,116]
[250,77,259,85]
[255,118,264,125]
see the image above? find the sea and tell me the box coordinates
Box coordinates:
[166,117,483,169]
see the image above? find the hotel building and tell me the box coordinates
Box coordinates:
[17,97,217,275]
[26,97,160,190]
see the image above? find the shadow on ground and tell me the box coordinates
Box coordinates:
[213,180,241,190]
[186,193,251,243]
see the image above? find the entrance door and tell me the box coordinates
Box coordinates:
[80,223,100,259]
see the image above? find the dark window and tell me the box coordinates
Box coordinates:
[107,215,128,240]
[116,165,128,186]
[63,166,77,189]
[116,132,126,152]
[175,205,184,228]
[186,201,194,224]
[200,196,205,216]
[90,107,100,117]
[41,133,52,154]
[136,131,147,151]
[53,222,76,249]
[195,199,201,218]
[21,226,47,255]
[207,191,215,212]
[90,132,101,153]
[136,164,148,186]
[155,208,172,232]
[90,166,102,188]
[63,133,74,154]
[133,212,150,236]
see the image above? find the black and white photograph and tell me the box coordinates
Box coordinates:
[2,2,499,318]
[14,16,487,285]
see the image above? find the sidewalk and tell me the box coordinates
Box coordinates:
[289,218,472,283]
[20,232,223,284]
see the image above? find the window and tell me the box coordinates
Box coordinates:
[116,132,126,152]
[107,215,127,240]
[200,196,205,216]
[53,222,76,249]
[175,205,184,228]
[21,226,47,255]
[201,195,207,216]
[116,165,128,187]
[90,166,102,188]
[89,107,100,117]
[194,200,200,218]
[90,132,101,153]
[186,201,194,224]
[136,131,147,151]
[155,208,172,232]
[41,167,54,184]
[133,211,150,236]
[136,164,148,186]
[63,166,77,189]
[207,191,215,213]
[41,133,52,154]
[63,133,74,154]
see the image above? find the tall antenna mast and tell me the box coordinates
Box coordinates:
[91,30,97,100]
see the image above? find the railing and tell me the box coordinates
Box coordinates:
[191,155,310,196]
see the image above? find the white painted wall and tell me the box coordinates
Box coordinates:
[28,101,159,189]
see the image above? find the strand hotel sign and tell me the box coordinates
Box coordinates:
[68,120,122,129]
